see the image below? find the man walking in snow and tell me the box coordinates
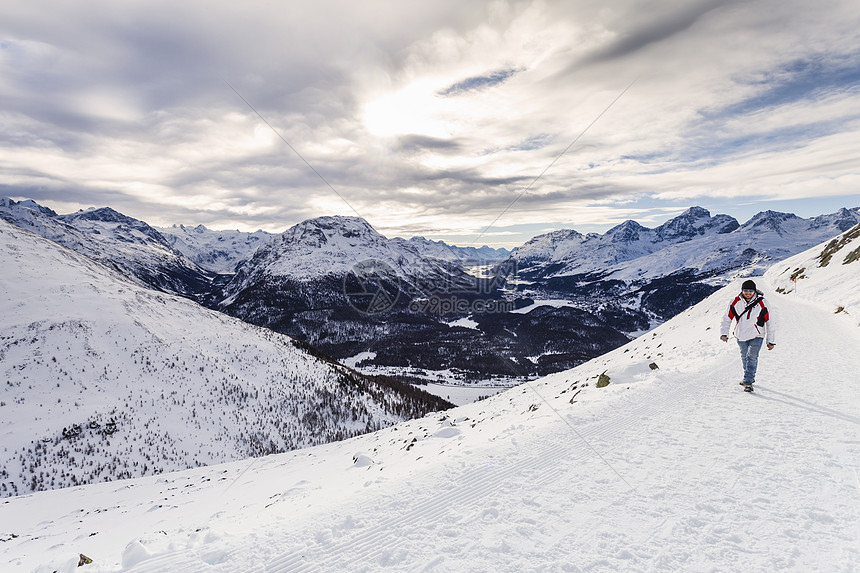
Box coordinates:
[720,279,775,391]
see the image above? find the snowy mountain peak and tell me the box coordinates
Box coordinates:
[280,215,383,249]
[660,206,712,229]
[742,209,801,233]
[808,206,860,232]
[681,205,711,218]
[654,206,739,241]
[521,228,584,249]
[1,197,59,217]
[251,215,485,288]
[606,219,646,243]
[59,206,173,248]
[64,206,136,224]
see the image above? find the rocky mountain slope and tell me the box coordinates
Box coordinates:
[0,218,449,497]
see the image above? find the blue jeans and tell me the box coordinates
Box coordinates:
[737,337,764,384]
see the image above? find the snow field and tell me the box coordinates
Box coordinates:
[4,275,859,572]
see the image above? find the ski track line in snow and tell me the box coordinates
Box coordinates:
[124,552,237,573]
[263,373,719,572]
[264,444,573,572]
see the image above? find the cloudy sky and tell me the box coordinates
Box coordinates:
[2,0,859,247]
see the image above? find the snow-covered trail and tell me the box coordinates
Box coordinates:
[5,282,860,572]
[120,285,860,573]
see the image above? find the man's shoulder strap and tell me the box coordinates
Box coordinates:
[731,294,764,320]
[743,295,763,312]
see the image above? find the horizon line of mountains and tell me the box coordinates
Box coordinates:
[6,196,858,274]
[3,196,860,383]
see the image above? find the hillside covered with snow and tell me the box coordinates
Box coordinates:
[0,198,213,299]
[0,219,449,498]
[766,221,860,319]
[2,226,858,572]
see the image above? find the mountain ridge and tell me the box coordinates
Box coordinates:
[5,197,859,383]
[156,223,276,274]
[502,205,860,320]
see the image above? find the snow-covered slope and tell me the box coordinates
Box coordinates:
[766,221,860,319]
[1,198,213,298]
[3,243,858,571]
[0,219,448,498]
[156,224,275,274]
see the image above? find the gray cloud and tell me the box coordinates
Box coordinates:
[2,0,859,246]
[394,135,465,154]
[574,0,732,68]
[438,67,524,96]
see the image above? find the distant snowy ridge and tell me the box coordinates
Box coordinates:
[156,224,276,274]
[509,206,739,277]
[608,208,860,283]
[391,236,511,264]
[500,206,860,322]
[0,219,448,497]
[509,206,860,281]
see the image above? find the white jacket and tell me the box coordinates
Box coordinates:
[720,290,775,344]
